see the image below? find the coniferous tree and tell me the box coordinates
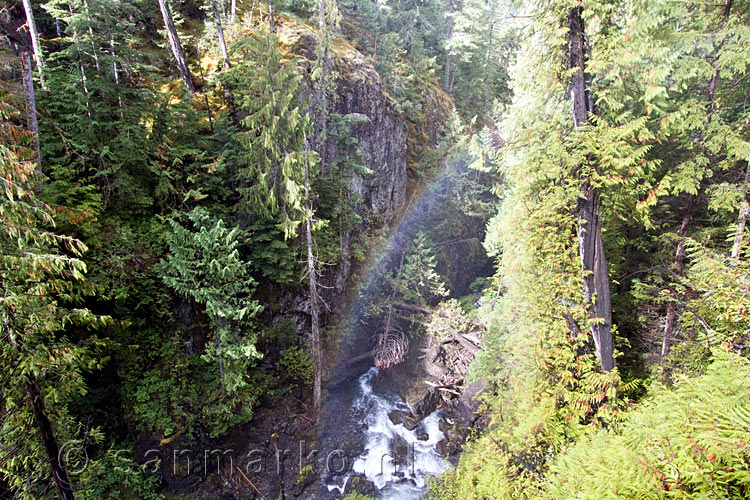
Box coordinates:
[157,0,195,90]
[0,91,106,500]
[157,208,262,399]
[220,32,310,238]
[21,0,46,87]
[567,5,614,372]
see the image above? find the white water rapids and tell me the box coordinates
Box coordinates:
[327,367,450,499]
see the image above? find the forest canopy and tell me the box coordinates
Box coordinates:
[1,0,749,498]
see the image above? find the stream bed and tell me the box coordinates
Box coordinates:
[325,368,450,499]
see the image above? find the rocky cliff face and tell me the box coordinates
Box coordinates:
[274,17,452,314]
[280,22,409,222]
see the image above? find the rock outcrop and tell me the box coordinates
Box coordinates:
[279,21,409,222]
[270,16,452,319]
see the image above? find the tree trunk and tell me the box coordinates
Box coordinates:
[444,0,453,90]
[304,133,322,414]
[21,0,45,89]
[661,197,693,356]
[249,0,256,25]
[83,0,101,74]
[568,7,614,372]
[731,163,750,264]
[65,3,92,117]
[19,50,41,176]
[109,39,123,111]
[268,0,275,32]
[195,44,214,133]
[212,0,231,71]
[231,0,236,23]
[26,381,76,500]
[662,0,733,354]
[157,0,195,91]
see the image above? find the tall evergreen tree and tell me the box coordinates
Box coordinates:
[156,0,195,90]
[157,208,262,399]
[0,90,105,500]
[220,31,310,238]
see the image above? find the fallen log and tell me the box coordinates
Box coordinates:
[344,349,374,366]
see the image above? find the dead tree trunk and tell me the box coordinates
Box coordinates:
[444,0,453,90]
[19,49,41,176]
[26,382,77,500]
[731,163,750,264]
[21,0,45,89]
[83,0,100,74]
[211,0,231,71]
[661,197,693,356]
[373,251,409,369]
[304,133,322,414]
[109,39,123,111]
[157,0,195,91]
[215,330,226,398]
[568,7,614,372]
[195,44,214,133]
[6,330,74,500]
[268,0,275,32]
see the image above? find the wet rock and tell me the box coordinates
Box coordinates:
[439,416,451,434]
[417,432,429,441]
[388,409,407,426]
[344,475,377,497]
[407,388,442,421]
[453,379,489,426]
[392,435,410,465]
[292,466,317,497]
[388,409,420,431]
[436,439,449,457]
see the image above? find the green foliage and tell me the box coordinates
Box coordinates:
[157,207,263,398]
[545,351,750,500]
[425,299,469,342]
[279,345,314,387]
[342,493,376,500]
[399,231,448,305]
[220,32,317,239]
[432,1,750,498]
[0,90,109,498]
[75,445,164,500]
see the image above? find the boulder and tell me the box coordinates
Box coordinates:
[406,388,442,421]
[388,409,420,431]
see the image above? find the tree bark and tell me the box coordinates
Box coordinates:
[444,0,453,90]
[19,50,41,176]
[268,0,275,32]
[21,0,45,89]
[109,39,123,111]
[662,0,732,354]
[26,381,75,500]
[195,44,215,133]
[211,0,231,71]
[304,133,322,414]
[231,0,236,23]
[157,0,195,91]
[216,334,226,398]
[26,382,77,500]
[731,163,750,264]
[7,330,75,499]
[83,0,101,74]
[568,7,614,372]
[661,197,693,356]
